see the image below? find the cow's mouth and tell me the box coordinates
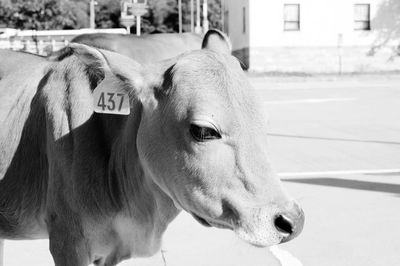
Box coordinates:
[190,212,233,230]
[191,213,212,227]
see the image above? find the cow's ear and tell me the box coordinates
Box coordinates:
[61,43,107,66]
[67,43,149,105]
[201,29,232,54]
[56,44,107,91]
[143,58,177,102]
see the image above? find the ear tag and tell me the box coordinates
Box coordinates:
[93,76,130,115]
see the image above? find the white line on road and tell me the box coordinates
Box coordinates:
[270,245,303,266]
[264,98,356,104]
[278,169,400,177]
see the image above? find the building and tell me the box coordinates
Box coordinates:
[223,0,400,73]
[222,0,250,69]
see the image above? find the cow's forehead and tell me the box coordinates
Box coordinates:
[171,50,246,99]
[173,50,240,80]
[167,50,261,131]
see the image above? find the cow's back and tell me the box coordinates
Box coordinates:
[0,49,49,238]
[72,33,202,63]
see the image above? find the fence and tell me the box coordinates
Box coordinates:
[0,38,70,55]
[0,28,127,56]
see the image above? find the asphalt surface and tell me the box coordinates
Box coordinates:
[3,74,400,266]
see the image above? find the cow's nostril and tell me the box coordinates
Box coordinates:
[274,215,293,236]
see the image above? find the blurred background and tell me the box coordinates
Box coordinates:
[1,0,400,73]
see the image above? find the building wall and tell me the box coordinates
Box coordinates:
[249,0,393,47]
[223,0,250,68]
[245,0,400,72]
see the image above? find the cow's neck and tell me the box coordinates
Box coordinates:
[106,102,179,234]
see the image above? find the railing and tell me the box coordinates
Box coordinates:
[0,39,69,55]
[0,28,127,56]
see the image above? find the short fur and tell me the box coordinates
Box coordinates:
[0,31,304,266]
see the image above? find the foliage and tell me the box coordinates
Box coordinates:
[0,0,88,30]
[95,0,121,29]
[0,0,223,33]
[61,0,90,29]
[207,0,222,30]
[144,0,179,33]
[0,0,13,27]
[367,0,400,58]
[143,0,222,33]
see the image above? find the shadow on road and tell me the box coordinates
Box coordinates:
[268,133,400,145]
[365,172,400,176]
[283,177,400,196]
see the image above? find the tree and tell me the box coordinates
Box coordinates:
[95,0,121,28]
[61,0,90,29]
[142,0,222,34]
[207,0,222,30]
[369,0,400,59]
[0,0,223,33]
[0,0,13,27]
[140,0,179,33]
[0,0,89,30]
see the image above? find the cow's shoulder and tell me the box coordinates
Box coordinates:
[0,51,51,237]
[43,45,148,215]
[0,50,50,182]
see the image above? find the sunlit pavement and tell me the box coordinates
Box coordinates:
[280,173,400,266]
[4,74,400,266]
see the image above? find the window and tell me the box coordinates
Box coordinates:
[354,4,371,30]
[243,7,246,34]
[284,4,300,31]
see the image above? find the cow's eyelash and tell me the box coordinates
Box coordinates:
[190,124,222,141]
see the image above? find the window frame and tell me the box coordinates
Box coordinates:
[243,6,246,34]
[354,3,371,31]
[283,4,300,31]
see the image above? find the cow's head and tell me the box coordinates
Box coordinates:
[68,30,304,247]
[136,30,304,246]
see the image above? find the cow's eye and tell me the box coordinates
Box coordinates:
[190,124,221,141]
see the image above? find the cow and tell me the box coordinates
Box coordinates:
[0,30,304,266]
[71,32,202,64]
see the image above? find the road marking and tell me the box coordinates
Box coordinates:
[161,249,168,266]
[270,245,303,266]
[278,169,400,177]
[264,98,356,104]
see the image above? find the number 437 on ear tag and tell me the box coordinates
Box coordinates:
[93,77,130,115]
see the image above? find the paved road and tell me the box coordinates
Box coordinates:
[253,74,400,173]
[3,74,400,266]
